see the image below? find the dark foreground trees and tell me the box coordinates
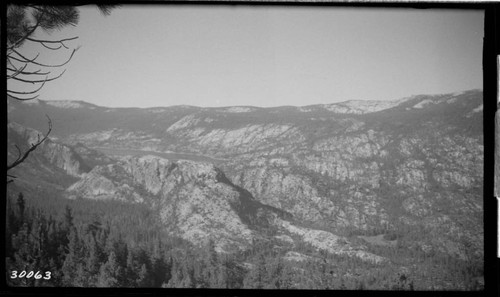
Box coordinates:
[5,190,483,290]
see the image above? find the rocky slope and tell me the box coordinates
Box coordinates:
[7,123,114,196]
[64,153,384,262]
[7,89,484,263]
[7,124,385,263]
[8,122,88,178]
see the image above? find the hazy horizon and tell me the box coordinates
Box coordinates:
[19,88,482,109]
[9,5,484,108]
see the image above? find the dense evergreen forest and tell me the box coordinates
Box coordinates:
[5,191,482,290]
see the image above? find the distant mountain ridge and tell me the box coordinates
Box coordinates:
[7,90,483,151]
[8,89,481,113]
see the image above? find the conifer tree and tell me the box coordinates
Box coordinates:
[124,248,138,286]
[61,227,82,286]
[62,205,73,233]
[9,223,34,286]
[166,260,187,288]
[149,238,169,287]
[137,263,150,287]
[28,212,47,268]
[179,271,193,288]
[97,251,122,287]
[85,234,102,285]
[11,223,32,266]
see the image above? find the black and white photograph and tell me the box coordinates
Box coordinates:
[6,3,487,291]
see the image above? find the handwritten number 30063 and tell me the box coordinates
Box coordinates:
[10,271,51,280]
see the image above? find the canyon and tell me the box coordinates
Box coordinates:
[7,89,484,289]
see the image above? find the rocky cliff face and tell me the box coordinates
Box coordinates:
[62,153,385,263]
[7,89,484,263]
[8,122,90,178]
[7,122,114,194]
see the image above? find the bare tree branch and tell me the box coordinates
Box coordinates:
[39,42,63,50]
[7,21,41,50]
[6,64,29,79]
[7,67,50,76]
[7,93,40,101]
[7,115,52,173]
[26,36,78,44]
[11,48,77,68]
[7,174,18,184]
[6,5,116,184]
[25,36,79,51]
[7,79,47,95]
[10,69,66,84]
[13,145,23,161]
[9,51,41,64]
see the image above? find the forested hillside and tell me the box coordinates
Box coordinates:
[5,192,482,289]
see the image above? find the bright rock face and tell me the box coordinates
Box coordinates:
[62,154,388,260]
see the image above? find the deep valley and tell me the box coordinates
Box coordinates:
[6,89,484,290]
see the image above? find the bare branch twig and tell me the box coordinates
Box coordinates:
[7,115,52,172]
[7,78,47,94]
[27,36,78,51]
[7,21,41,50]
[26,36,78,44]
[10,69,66,84]
[7,174,17,184]
[12,48,77,68]
[14,145,22,161]
[6,64,28,79]
[7,67,50,76]
[7,93,40,101]
[9,51,41,64]
[40,42,63,50]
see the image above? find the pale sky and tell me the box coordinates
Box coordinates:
[10,5,484,108]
